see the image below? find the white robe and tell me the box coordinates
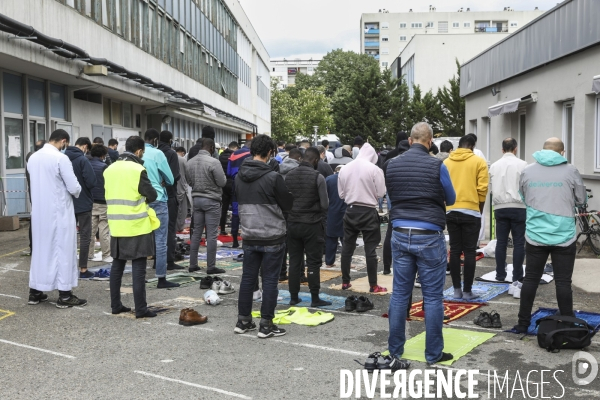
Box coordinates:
[27,144,81,292]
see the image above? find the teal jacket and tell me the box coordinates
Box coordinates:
[519,150,586,246]
[142,144,174,202]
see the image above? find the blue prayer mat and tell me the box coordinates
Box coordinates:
[443,281,509,303]
[505,308,600,335]
[255,289,347,311]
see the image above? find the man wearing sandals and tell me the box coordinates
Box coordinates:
[385,122,456,368]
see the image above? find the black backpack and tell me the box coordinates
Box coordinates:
[536,315,595,353]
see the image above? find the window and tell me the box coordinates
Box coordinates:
[85,0,92,17]
[180,30,185,53]
[3,73,22,114]
[111,101,122,126]
[381,36,389,42]
[464,22,471,28]
[102,0,109,26]
[67,0,75,7]
[563,102,574,164]
[452,22,460,28]
[595,97,600,170]
[510,21,518,27]
[381,48,389,55]
[400,36,407,41]
[28,79,46,117]
[426,22,434,28]
[50,84,66,119]
[381,62,388,68]
[519,113,526,160]
[5,118,24,169]
[103,98,111,125]
[399,22,406,28]
[115,0,121,34]
[411,22,422,28]
[438,21,448,33]
[381,22,389,29]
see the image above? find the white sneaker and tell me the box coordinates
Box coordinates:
[102,256,113,263]
[211,281,222,292]
[218,280,235,295]
[508,281,519,295]
[253,289,263,301]
[512,282,523,299]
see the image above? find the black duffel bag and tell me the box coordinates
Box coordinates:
[536,315,595,353]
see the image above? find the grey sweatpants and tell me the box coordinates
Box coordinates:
[189,197,221,270]
[176,191,189,232]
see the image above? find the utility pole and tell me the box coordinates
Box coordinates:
[313,126,319,146]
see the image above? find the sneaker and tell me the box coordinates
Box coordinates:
[427,352,453,367]
[446,264,451,275]
[370,285,387,293]
[211,281,222,292]
[473,311,493,328]
[345,295,358,311]
[279,274,288,282]
[414,276,421,288]
[56,294,88,308]
[382,355,411,371]
[102,256,113,263]
[544,263,554,276]
[200,276,214,289]
[167,263,185,270]
[513,284,522,299]
[253,289,263,301]
[258,322,286,339]
[341,283,352,290]
[28,292,48,305]
[79,270,95,279]
[189,266,201,273]
[356,296,374,312]
[234,320,257,334]
[490,310,502,328]
[513,324,529,334]
[217,280,235,295]
[364,352,380,372]
[508,281,520,295]
[206,267,226,274]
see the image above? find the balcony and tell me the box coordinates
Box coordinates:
[364,28,380,35]
[474,26,509,33]
[364,42,380,48]
[367,54,380,60]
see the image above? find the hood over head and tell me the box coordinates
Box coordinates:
[334,147,353,159]
[356,142,378,164]
[238,159,273,183]
[395,131,408,148]
[64,145,84,161]
[397,140,410,155]
[448,148,475,162]
[533,149,568,166]
[279,157,300,175]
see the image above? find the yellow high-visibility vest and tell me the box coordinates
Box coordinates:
[104,160,153,237]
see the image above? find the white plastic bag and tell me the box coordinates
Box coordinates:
[482,239,497,258]
[204,290,222,305]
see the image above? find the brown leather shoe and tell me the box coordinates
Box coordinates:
[179,308,208,326]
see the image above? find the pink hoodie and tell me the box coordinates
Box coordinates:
[337,143,386,208]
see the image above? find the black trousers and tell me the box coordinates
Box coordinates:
[110,257,148,317]
[518,242,576,327]
[76,211,92,269]
[220,180,233,232]
[166,196,178,266]
[287,221,324,296]
[383,222,393,273]
[446,211,481,293]
[341,205,381,286]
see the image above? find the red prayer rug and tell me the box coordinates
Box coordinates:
[408,300,485,323]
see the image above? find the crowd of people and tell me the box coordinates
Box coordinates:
[25,121,586,354]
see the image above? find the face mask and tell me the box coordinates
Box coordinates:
[61,142,67,153]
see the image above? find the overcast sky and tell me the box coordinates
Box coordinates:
[238,0,560,60]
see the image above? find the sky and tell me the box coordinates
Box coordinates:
[238,0,561,60]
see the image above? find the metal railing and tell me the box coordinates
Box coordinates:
[474,27,509,33]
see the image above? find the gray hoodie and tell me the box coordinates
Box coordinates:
[279,157,300,178]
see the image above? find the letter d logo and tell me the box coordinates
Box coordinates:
[572,351,598,385]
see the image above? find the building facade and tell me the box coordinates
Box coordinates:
[361,7,544,70]
[461,0,600,209]
[0,0,270,216]
[270,59,319,89]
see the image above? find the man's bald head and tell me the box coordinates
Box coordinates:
[543,137,565,154]
[410,122,433,146]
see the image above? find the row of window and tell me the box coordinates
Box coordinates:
[372,21,518,29]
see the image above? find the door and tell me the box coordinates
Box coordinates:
[519,113,526,160]
[29,121,46,153]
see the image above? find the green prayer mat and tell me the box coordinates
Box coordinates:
[131,273,205,288]
[251,307,334,326]
[175,260,242,270]
[400,328,495,366]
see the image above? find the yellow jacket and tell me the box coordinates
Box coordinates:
[443,148,489,213]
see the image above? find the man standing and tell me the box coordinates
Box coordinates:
[157,130,182,271]
[316,145,333,178]
[514,138,586,333]
[436,140,454,162]
[88,144,111,262]
[325,165,347,268]
[187,138,204,161]
[186,138,227,274]
[489,138,528,284]
[352,136,364,159]
[278,147,302,281]
[338,142,387,292]
[64,137,97,278]
[105,135,158,318]
[321,140,334,163]
[107,138,120,162]
[142,129,178,289]
[227,139,252,248]
[27,130,86,308]
[174,147,189,232]
[444,135,489,300]
[386,122,456,368]
[466,133,488,244]
[233,135,294,338]
[219,141,238,235]
[277,140,286,153]
[285,147,330,307]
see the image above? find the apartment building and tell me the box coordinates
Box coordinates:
[270,59,320,89]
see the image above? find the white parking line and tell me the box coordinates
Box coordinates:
[486,300,519,305]
[447,323,503,333]
[166,322,214,332]
[0,339,75,359]
[238,334,369,357]
[0,293,21,299]
[134,370,252,399]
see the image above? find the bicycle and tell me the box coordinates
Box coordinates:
[575,189,600,255]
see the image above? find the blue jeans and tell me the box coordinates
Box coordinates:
[325,236,342,266]
[149,201,168,278]
[388,230,447,364]
[494,208,526,282]
[238,243,285,324]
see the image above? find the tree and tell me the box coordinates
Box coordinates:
[295,87,333,141]
[313,49,380,98]
[270,77,300,144]
[437,59,466,136]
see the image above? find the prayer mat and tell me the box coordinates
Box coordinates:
[264,290,347,311]
[476,264,553,284]
[329,273,394,295]
[401,328,495,366]
[142,273,205,289]
[505,308,600,335]
[443,281,509,303]
[251,307,334,326]
[408,300,485,323]
[279,270,342,285]
[175,260,242,270]
[88,264,132,275]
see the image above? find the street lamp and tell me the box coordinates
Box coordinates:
[313,126,319,146]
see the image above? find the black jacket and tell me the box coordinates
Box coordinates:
[157,142,181,198]
[317,159,333,178]
[235,160,294,246]
[64,146,97,214]
[89,156,108,203]
[107,148,119,163]
[187,142,203,161]
[286,162,327,224]
[383,140,411,175]
[219,148,234,177]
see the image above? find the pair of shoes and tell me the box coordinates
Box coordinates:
[490,310,502,328]
[279,274,288,281]
[102,256,113,263]
[189,266,201,273]
[207,267,226,274]
[253,289,263,301]
[93,268,110,280]
[258,321,286,339]
[508,281,523,298]
[56,293,87,308]
[28,292,48,305]
[345,295,374,312]
[212,280,235,294]
[179,308,208,325]
[79,270,95,279]
[157,278,180,289]
[341,283,352,290]
[234,320,257,334]
[370,285,387,293]
[200,276,223,289]
[136,309,157,319]
[544,263,554,276]
[427,352,453,367]
[473,311,493,328]
[112,305,131,314]
[383,269,391,275]
[167,263,184,270]
[414,276,421,288]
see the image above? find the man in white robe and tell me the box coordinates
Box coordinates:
[27,129,87,308]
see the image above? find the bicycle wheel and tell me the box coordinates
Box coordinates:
[587,211,600,255]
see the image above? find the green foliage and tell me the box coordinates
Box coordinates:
[436,59,466,136]
[270,77,300,144]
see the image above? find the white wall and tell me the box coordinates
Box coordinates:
[70,98,103,139]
